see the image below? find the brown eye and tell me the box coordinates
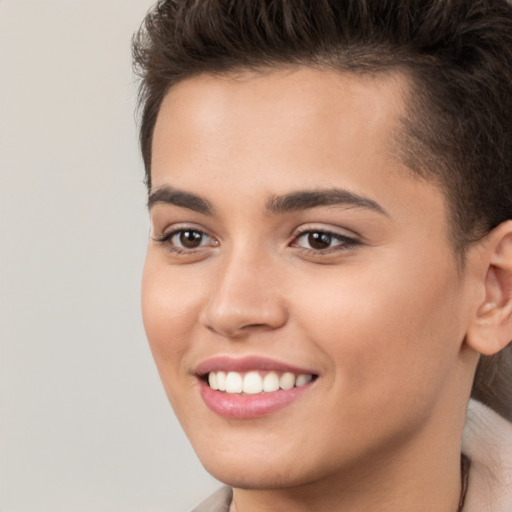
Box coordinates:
[179,230,204,248]
[307,232,332,250]
[291,229,359,253]
[154,227,216,252]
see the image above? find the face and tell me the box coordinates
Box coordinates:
[142,68,476,489]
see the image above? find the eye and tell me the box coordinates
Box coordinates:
[291,230,358,252]
[173,229,207,249]
[154,228,216,252]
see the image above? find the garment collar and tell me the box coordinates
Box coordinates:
[462,399,512,512]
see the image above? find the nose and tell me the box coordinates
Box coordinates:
[200,249,288,339]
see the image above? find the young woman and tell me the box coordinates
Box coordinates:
[133,1,512,510]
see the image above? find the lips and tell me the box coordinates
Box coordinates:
[195,356,317,419]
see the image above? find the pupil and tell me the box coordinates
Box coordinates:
[180,230,202,248]
[308,232,331,249]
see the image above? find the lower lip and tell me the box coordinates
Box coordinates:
[198,379,313,419]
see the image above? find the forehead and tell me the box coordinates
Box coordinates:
[157,67,406,125]
[151,67,412,187]
[150,67,447,234]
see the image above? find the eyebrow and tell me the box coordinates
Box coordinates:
[147,186,215,215]
[266,189,388,216]
[148,185,388,218]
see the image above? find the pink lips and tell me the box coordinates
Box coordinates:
[195,356,316,419]
[195,355,315,376]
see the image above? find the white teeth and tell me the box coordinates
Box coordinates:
[225,371,243,393]
[279,372,295,390]
[296,374,313,387]
[207,370,314,394]
[242,371,263,394]
[262,371,280,392]
[216,371,227,391]
[208,372,218,390]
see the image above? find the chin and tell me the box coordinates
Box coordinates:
[188,431,316,489]
[202,457,315,491]
[190,429,357,493]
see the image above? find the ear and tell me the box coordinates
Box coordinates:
[466,220,512,355]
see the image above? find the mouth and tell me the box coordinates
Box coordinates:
[203,370,316,394]
[195,357,318,419]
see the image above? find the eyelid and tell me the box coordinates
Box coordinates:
[152,221,209,240]
[291,223,360,241]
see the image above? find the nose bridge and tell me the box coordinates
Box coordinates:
[201,241,287,337]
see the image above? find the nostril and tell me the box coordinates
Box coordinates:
[206,323,253,338]
[244,323,269,330]
[206,321,281,339]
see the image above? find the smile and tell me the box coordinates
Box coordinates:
[207,370,314,394]
[196,357,318,418]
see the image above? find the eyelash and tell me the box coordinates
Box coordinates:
[153,227,359,255]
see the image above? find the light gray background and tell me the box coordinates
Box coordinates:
[0,2,220,510]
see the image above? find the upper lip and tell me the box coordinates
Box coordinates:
[195,356,317,377]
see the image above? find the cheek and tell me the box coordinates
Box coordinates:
[141,255,202,373]
[292,255,464,403]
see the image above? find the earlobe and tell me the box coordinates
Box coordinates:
[466,221,512,356]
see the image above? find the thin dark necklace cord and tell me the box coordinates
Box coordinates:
[458,454,470,512]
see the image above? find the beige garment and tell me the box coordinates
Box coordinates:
[462,400,512,512]
[191,486,232,512]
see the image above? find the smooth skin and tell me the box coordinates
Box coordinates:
[142,67,512,512]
